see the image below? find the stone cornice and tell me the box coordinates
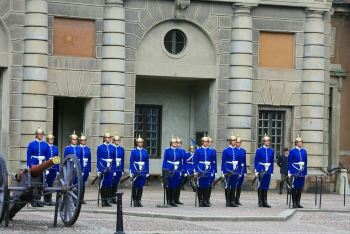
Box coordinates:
[200,0,332,11]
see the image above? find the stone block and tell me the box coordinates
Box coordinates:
[204,16,218,34]
[304,33,324,45]
[301,106,324,119]
[104,20,125,33]
[103,32,125,46]
[100,111,125,124]
[233,15,253,29]
[125,9,139,22]
[21,94,47,108]
[227,116,252,128]
[24,54,48,67]
[139,10,154,31]
[228,90,252,103]
[219,16,231,29]
[22,80,47,94]
[12,53,23,66]
[10,106,21,120]
[230,54,252,66]
[301,118,324,131]
[102,46,125,59]
[231,41,252,54]
[212,3,233,16]
[304,45,325,58]
[301,93,325,106]
[26,13,48,27]
[303,57,324,70]
[299,130,324,143]
[185,1,200,21]
[100,98,124,111]
[21,121,47,135]
[9,26,24,40]
[101,85,125,98]
[21,107,47,121]
[125,34,140,50]
[125,0,146,10]
[253,18,303,32]
[102,58,125,72]
[227,103,252,116]
[24,67,47,81]
[231,28,252,41]
[26,0,47,13]
[4,13,25,27]
[301,81,325,94]
[125,22,145,38]
[104,6,125,20]
[305,20,324,33]
[302,70,324,82]
[11,40,24,53]
[230,66,253,79]
[24,40,48,54]
[101,71,125,85]
[0,0,11,17]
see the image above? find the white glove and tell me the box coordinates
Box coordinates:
[194,172,198,176]
[255,172,259,177]
[45,170,49,175]
[82,172,84,176]
[56,172,60,175]
[184,173,188,177]
[288,173,292,178]
[221,172,225,178]
[129,173,134,178]
[244,174,247,177]
[271,174,274,177]
[113,172,116,176]
[97,172,101,177]
[122,172,124,176]
[146,174,149,178]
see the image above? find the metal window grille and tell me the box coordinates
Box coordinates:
[258,110,285,155]
[134,105,162,158]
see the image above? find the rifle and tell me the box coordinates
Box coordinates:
[213,176,224,187]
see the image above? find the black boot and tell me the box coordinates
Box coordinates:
[106,187,112,206]
[170,189,178,207]
[198,189,205,207]
[101,188,111,207]
[203,188,210,207]
[111,186,117,204]
[225,189,230,207]
[291,188,297,208]
[230,189,238,207]
[44,194,54,206]
[258,190,263,207]
[279,182,283,195]
[166,188,171,205]
[235,187,242,205]
[296,189,303,208]
[137,188,143,207]
[132,187,139,207]
[262,190,271,208]
[175,187,183,205]
[207,188,212,206]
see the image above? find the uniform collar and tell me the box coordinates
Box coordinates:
[71,144,77,147]
[80,144,85,147]
[137,147,143,150]
[35,139,43,142]
[295,146,301,150]
[201,146,208,149]
[104,142,110,146]
[263,145,269,149]
[229,145,235,148]
[171,146,177,150]
[49,144,53,146]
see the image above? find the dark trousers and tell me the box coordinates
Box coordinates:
[280,173,287,192]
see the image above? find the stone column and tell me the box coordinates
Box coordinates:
[100,0,126,135]
[301,10,326,167]
[229,4,254,155]
[21,0,48,152]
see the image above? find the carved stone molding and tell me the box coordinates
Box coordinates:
[174,0,190,19]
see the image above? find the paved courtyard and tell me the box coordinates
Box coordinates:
[1,187,350,233]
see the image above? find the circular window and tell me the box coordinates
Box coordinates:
[164,29,187,55]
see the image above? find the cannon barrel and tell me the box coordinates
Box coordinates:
[30,156,60,177]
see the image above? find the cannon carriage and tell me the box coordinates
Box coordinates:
[0,154,84,227]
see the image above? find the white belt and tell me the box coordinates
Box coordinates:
[226,160,239,170]
[102,158,113,168]
[134,161,145,171]
[199,161,211,170]
[259,162,271,171]
[167,161,180,170]
[32,156,46,164]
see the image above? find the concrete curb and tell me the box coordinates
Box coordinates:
[21,207,297,222]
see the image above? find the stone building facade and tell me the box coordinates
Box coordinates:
[0,0,337,188]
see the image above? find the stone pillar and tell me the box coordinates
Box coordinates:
[100,0,126,135]
[229,4,254,155]
[21,0,48,153]
[301,10,326,167]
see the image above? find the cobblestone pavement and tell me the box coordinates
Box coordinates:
[1,187,350,233]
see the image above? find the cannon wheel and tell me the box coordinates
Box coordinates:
[58,154,84,226]
[0,156,9,224]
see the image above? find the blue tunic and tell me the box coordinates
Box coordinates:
[237,147,247,187]
[64,145,81,158]
[97,143,116,188]
[184,152,195,176]
[112,145,125,187]
[26,139,50,168]
[254,146,274,190]
[129,147,149,189]
[193,147,215,188]
[79,145,92,184]
[221,146,241,189]
[46,144,59,187]
[162,147,182,189]
[288,147,307,189]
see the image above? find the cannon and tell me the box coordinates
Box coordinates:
[0,154,84,227]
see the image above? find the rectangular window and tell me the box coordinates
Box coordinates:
[53,17,95,58]
[134,105,162,158]
[258,110,285,155]
[259,32,295,69]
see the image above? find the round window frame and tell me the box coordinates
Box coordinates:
[161,28,188,59]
